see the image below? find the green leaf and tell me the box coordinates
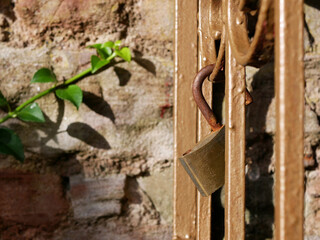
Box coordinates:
[115,47,131,62]
[31,68,57,83]
[91,55,100,66]
[97,47,113,59]
[87,43,102,49]
[0,127,24,162]
[97,48,107,59]
[102,47,113,57]
[102,41,115,48]
[17,102,45,122]
[55,85,83,110]
[90,55,110,73]
[114,40,122,49]
[0,90,8,107]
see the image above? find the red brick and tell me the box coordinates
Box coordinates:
[0,169,69,228]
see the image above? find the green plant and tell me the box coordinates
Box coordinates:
[0,40,131,162]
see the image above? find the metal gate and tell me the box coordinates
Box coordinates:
[173,0,304,239]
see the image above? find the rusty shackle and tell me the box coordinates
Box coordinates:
[192,64,222,132]
[193,64,252,131]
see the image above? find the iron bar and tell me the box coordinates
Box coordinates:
[173,0,198,239]
[197,1,215,238]
[225,41,246,240]
[274,0,304,239]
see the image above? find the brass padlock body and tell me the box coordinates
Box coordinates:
[179,127,225,197]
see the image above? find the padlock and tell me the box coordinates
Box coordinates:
[179,64,252,197]
[179,64,225,197]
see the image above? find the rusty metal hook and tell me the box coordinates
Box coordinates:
[193,64,253,132]
[193,64,223,132]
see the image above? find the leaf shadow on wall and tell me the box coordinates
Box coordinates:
[114,67,132,86]
[112,51,157,87]
[133,50,157,76]
[83,91,115,123]
[66,122,110,150]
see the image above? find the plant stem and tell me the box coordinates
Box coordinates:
[6,103,11,112]
[0,67,92,124]
[64,67,92,85]
[0,114,11,123]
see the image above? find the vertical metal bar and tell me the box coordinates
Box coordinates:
[224,42,246,240]
[174,0,198,239]
[197,0,217,239]
[274,1,304,239]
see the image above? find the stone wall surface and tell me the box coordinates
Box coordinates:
[1,0,320,240]
[303,3,320,238]
[0,0,174,239]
